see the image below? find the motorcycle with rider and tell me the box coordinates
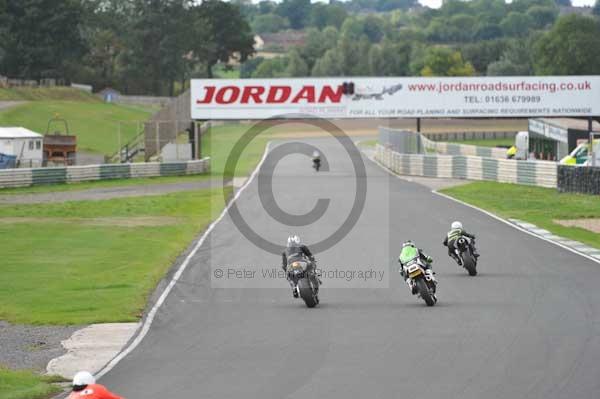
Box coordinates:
[398,241,438,306]
[282,235,321,308]
[443,221,480,276]
[312,151,321,172]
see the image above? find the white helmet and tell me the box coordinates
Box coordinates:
[73,371,95,388]
[287,235,300,246]
[313,150,320,158]
[451,221,463,230]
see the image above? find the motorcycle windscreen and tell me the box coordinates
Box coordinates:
[399,246,418,264]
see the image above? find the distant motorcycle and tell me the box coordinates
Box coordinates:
[401,257,437,306]
[287,258,320,308]
[452,236,478,276]
[312,157,321,172]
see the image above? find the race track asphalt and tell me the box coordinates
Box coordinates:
[100,137,600,399]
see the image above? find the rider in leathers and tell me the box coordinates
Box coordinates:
[398,241,434,294]
[443,221,479,263]
[282,235,317,297]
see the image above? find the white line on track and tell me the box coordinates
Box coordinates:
[367,150,600,266]
[95,142,272,380]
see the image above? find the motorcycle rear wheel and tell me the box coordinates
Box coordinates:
[416,278,436,307]
[463,252,477,276]
[298,278,319,308]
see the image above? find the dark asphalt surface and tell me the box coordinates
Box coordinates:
[101,138,600,399]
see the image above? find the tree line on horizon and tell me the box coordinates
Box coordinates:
[246,0,600,79]
[1,0,600,96]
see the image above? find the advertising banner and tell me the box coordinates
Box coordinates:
[191,76,600,120]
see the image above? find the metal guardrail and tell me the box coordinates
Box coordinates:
[0,158,210,188]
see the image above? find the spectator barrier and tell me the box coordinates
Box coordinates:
[375,145,557,188]
[0,158,210,188]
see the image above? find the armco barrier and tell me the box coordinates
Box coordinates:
[375,145,557,188]
[0,158,210,188]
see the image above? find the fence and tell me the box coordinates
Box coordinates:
[557,165,600,194]
[0,158,210,188]
[105,95,172,107]
[424,131,517,142]
[375,145,557,188]
[144,90,192,159]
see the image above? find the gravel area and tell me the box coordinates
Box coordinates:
[0,321,81,372]
[0,179,219,204]
[554,218,600,234]
[0,101,27,111]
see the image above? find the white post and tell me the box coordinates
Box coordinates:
[155,121,160,161]
[117,123,122,162]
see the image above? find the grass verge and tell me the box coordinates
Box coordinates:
[440,181,600,250]
[0,101,153,155]
[203,123,273,177]
[357,139,378,147]
[0,368,63,399]
[446,138,514,148]
[0,187,228,325]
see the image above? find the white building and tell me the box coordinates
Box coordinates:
[0,127,44,168]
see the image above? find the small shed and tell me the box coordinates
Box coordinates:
[528,118,600,161]
[98,88,121,103]
[0,127,43,168]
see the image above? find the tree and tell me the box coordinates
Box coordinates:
[526,6,557,29]
[299,28,337,72]
[258,0,276,14]
[460,39,509,73]
[500,12,534,37]
[1,0,86,80]
[240,56,265,78]
[285,49,309,76]
[312,48,344,76]
[276,0,310,29]
[118,0,190,95]
[473,22,503,40]
[420,47,475,76]
[533,14,600,74]
[252,57,289,77]
[487,41,534,75]
[376,0,418,12]
[191,0,255,79]
[308,3,347,29]
[252,13,290,33]
[373,40,412,76]
[363,15,384,42]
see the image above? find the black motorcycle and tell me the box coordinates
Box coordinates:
[312,157,321,172]
[287,258,320,308]
[453,236,478,276]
